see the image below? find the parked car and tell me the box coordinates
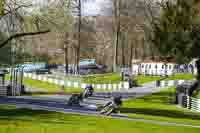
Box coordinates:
[35,69,51,75]
[0,69,9,74]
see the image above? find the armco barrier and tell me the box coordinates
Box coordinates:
[23,73,188,91]
[23,73,130,90]
[180,95,200,113]
[159,80,186,87]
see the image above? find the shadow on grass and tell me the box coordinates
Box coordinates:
[23,92,80,96]
[138,92,175,104]
[121,91,200,121]
[121,86,200,121]
[120,107,200,121]
[0,107,53,118]
[0,107,86,125]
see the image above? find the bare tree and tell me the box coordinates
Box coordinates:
[67,0,82,74]
[112,0,121,72]
[0,0,51,50]
[76,0,81,74]
[64,33,69,74]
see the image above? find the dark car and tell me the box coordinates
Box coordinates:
[0,69,9,74]
[79,64,107,75]
[35,69,51,75]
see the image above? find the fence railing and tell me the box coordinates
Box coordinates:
[179,95,200,112]
[159,80,185,87]
[23,73,130,91]
[24,72,188,90]
[0,86,7,96]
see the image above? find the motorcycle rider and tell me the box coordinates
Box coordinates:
[83,84,94,98]
[100,96,122,115]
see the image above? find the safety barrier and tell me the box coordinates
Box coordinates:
[0,86,7,96]
[23,73,130,91]
[159,80,185,87]
[180,95,200,112]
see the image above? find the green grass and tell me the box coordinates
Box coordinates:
[83,73,121,84]
[5,75,115,93]
[0,105,199,133]
[165,74,195,81]
[192,89,200,99]
[48,75,83,83]
[5,73,195,93]
[134,75,162,85]
[46,73,121,84]
[122,87,200,125]
[196,92,200,99]
[5,75,82,93]
[22,77,120,93]
[135,74,195,85]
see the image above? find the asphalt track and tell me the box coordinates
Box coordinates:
[1,81,200,128]
[0,96,200,128]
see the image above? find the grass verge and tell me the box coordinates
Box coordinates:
[134,75,162,85]
[192,89,200,99]
[122,87,200,125]
[5,75,115,93]
[83,73,121,84]
[135,74,195,85]
[0,105,199,133]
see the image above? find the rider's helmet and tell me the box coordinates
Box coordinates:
[113,96,122,106]
[85,84,93,89]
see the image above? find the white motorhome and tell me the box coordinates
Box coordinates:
[132,58,198,76]
[139,61,177,76]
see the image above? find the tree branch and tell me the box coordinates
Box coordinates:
[0,30,50,49]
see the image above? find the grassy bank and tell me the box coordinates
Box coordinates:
[5,75,116,93]
[0,105,199,133]
[134,75,162,85]
[122,87,200,125]
[5,73,195,93]
[192,89,200,99]
[83,73,121,84]
[165,74,195,81]
[135,74,195,85]
[5,75,82,93]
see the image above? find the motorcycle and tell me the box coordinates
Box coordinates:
[67,94,83,106]
[99,96,122,115]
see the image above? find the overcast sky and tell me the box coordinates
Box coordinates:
[28,0,112,16]
[82,0,111,16]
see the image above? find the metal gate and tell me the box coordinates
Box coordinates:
[9,67,24,96]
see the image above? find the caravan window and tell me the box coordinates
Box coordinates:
[149,64,151,69]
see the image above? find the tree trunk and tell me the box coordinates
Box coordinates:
[134,40,138,59]
[122,32,125,67]
[64,45,68,74]
[129,41,134,68]
[0,30,50,49]
[113,0,121,72]
[76,0,82,74]
[196,59,200,81]
[142,39,146,60]
[74,48,77,74]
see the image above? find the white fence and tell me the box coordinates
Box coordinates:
[0,86,7,96]
[159,80,185,87]
[180,95,200,112]
[190,97,200,112]
[24,73,130,91]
